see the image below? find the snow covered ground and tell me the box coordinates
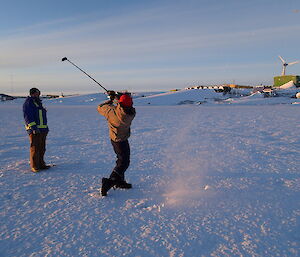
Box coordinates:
[0,91,300,256]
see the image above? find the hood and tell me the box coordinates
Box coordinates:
[115,104,136,124]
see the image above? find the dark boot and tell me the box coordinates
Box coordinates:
[40,165,51,170]
[115,180,132,189]
[109,171,132,189]
[101,178,115,196]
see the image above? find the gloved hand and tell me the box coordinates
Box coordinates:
[107,90,116,100]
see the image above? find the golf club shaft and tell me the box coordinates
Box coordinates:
[65,59,108,92]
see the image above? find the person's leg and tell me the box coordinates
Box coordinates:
[39,132,47,168]
[29,134,40,171]
[109,140,130,181]
[101,140,131,196]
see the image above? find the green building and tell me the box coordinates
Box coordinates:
[273,75,300,87]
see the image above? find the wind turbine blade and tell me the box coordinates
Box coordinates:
[288,61,299,66]
[278,55,285,63]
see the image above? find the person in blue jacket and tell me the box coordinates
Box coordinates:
[23,88,50,172]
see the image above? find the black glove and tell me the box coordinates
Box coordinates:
[107,90,116,100]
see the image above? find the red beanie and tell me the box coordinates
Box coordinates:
[119,94,133,107]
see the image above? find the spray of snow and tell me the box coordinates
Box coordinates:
[162,109,212,207]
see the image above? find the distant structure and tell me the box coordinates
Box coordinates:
[274,75,300,87]
[225,84,253,89]
[185,85,226,91]
[278,56,299,76]
[0,94,15,101]
[44,94,60,99]
[185,84,252,91]
[273,56,300,87]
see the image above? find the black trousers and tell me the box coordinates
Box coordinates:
[110,139,130,181]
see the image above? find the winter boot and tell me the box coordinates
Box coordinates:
[115,180,132,189]
[40,165,51,170]
[31,168,40,173]
[101,178,115,196]
[109,170,131,189]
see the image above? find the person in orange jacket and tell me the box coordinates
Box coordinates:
[97,92,136,196]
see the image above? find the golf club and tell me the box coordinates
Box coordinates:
[61,57,108,92]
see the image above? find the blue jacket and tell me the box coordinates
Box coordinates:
[23,96,49,134]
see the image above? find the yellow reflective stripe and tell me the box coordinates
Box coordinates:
[33,101,39,107]
[39,110,44,126]
[26,121,36,129]
[38,109,48,129]
[28,121,36,127]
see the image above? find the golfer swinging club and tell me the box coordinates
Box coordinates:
[97,91,136,196]
[61,57,136,196]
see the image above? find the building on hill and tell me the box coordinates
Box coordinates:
[273,75,300,87]
[0,94,15,101]
[226,84,253,89]
[43,94,60,99]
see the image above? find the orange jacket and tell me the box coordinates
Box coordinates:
[97,101,136,142]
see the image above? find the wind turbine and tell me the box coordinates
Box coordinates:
[278,56,299,76]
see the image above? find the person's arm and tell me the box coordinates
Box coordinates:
[97,90,116,117]
[98,99,113,107]
[97,100,114,118]
[23,99,38,132]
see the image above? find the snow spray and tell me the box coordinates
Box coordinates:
[162,108,212,207]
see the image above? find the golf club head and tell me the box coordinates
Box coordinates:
[61,57,68,62]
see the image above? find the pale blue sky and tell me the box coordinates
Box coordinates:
[1,0,299,95]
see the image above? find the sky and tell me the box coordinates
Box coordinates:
[0,0,299,95]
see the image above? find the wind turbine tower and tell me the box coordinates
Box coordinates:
[273,56,300,87]
[278,55,299,76]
